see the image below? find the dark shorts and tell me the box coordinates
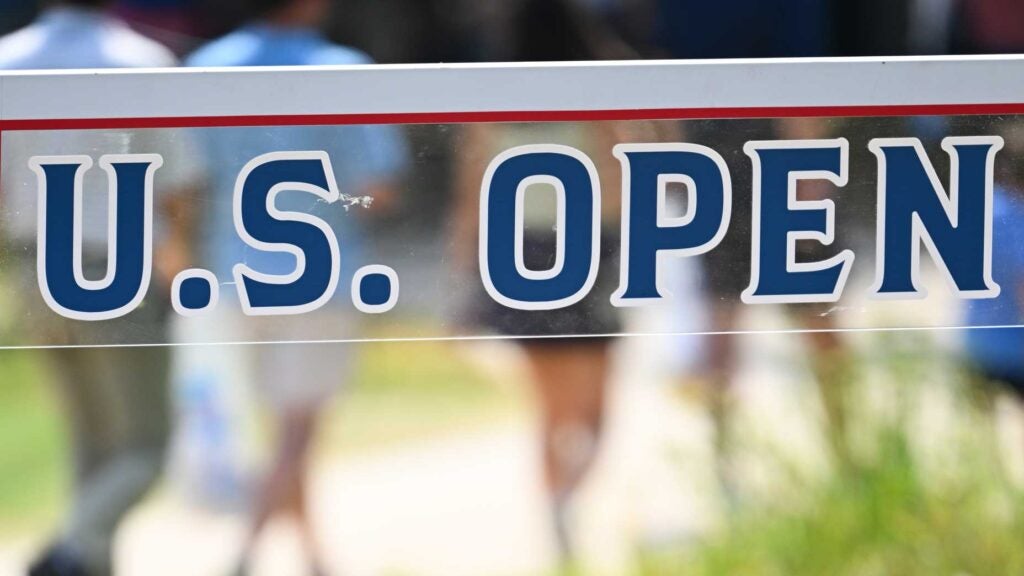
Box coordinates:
[477,232,622,340]
[977,367,1024,399]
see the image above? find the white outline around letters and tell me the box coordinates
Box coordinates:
[741,139,853,305]
[514,175,566,281]
[657,173,698,228]
[171,268,220,317]
[611,142,732,307]
[32,154,161,321]
[868,136,1002,300]
[232,151,342,316]
[479,144,601,311]
[351,264,400,314]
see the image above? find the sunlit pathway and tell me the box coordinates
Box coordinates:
[114,366,720,576]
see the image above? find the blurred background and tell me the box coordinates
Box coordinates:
[3,1,1024,575]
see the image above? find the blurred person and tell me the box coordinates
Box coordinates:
[965,121,1024,407]
[634,0,921,57]
[452,0,650,560]
[833,0,1024,58]
[325,0,473,64]
[112,0,198,54]
[700,117,857,500]
[953,0,1024,54]
[0,0,177,69]
[0,1,37,36]
[908,0,956,54]
[186,1,407,574]
[639,0,859,496]
[649,0,832,59]
[113,0,251,53]
[832,0,913,56]
[0,1,198,575]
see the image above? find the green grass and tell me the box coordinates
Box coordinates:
[640,430,1024,575]
[0,351,68,534]
[636,339,1024,576]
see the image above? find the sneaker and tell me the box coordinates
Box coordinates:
[27,547,91,576]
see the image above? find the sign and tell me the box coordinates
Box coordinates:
[2,57,1024,347]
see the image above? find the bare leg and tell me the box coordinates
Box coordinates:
[522,342,611,560]
[285,443,327,576]
[800,313,853,468]
[237,406,325,575]
[704,304,741,503]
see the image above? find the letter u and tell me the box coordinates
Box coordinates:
[32,154,161,321]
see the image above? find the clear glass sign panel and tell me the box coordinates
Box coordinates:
[0,114,1020,347]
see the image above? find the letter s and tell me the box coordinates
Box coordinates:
[233,152,341,316]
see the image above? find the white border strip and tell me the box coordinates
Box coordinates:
[2,56,1024,121]
[4,323,1024,351]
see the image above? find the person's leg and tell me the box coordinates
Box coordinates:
[281,410,326,576]
[236,333,347,576]
[799,312,854,467]
[48,348,117,490]
[30,348,119,576]
[50,345,171,576]
[522,341,611,559]
[703,303,741,501]
[965,369,1017,483]
[236,404,322,574]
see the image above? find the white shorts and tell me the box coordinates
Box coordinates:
[175,306,359,412]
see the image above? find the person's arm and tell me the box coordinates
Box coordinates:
[149,129,205,290]
[589,119,684,222]
[450,123,495,270]
[776,117,830,141]
[154,183,198,290]
[777,117,836,202]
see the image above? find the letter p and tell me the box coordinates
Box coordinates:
[611,144,731,306]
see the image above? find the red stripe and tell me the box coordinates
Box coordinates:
[2,102,1024,131]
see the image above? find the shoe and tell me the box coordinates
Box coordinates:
[27,547,91,576]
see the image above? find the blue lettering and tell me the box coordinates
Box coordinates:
[233,152,341,315]
[742,140,853,304]
[612,144,731,305]
[480,145,600,310]
[869,137,1002,299]
[32,155,160,321]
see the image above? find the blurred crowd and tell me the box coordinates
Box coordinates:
[3,0,1024,61]
[1,1,1024,576]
